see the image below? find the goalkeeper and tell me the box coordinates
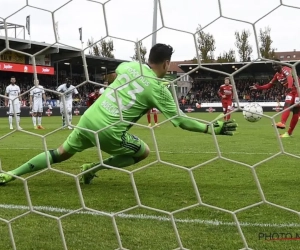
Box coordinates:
[0,43,237,185]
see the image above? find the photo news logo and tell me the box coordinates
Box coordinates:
[259,232,300,241]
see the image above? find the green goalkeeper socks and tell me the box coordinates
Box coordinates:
[9,151,138,177]
[9,150,60,177]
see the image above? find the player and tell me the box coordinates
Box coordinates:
[250,60,299,138]
[87,86,101,107]
[29,80,47,129]
[218,77,233,121]
[56,78,80,129]
[100,81,108,95]
[0,43,237,185]
[5,76,22,130]
[147,108,159,127]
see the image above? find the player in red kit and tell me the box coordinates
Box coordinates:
[218,77,233,121]
[87,86,101,107]
[250,60,300,138]
[147,108,159,127]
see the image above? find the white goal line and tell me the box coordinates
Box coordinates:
[0,203,299,229]
[0,147,285,155]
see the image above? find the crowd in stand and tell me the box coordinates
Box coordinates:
[179,77,285,106]
[0,73,286,107]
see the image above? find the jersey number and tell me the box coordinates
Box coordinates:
[106,74,144,110]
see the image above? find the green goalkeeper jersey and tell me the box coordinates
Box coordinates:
[83,61,184,134]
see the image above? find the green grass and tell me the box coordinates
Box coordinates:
[1,111,300,250]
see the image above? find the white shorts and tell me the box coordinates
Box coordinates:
[32,101,44,113]
[60,101,72,114]
[9,101,21,114]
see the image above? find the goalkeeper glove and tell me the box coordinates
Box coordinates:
[206,120,238,136]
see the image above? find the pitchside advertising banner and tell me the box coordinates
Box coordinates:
[183,102,284,113]
[0,62,54,75]
[0,102,284,117]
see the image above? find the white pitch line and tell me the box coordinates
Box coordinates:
[1,204,300,228]
[0,147,286,155]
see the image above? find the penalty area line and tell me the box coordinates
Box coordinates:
[0,203,300,228]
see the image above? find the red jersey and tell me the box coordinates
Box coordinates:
[218,84,233,100]
[256,66,295,93]
[87,92,100,107]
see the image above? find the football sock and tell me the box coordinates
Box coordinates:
[9,150,62,177]
[17,114,20,125]
[147,112,151,123]
[68,113,72,124]
[288,113,299,135]
[32,116,37,126]
[281,106,291,124]
[62,116,65,126]
[226,112,231,121]
[8,115,12,126]
[38,116,42,126]
[154,113,158,123]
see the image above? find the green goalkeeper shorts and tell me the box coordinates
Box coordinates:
[62,117,147,157]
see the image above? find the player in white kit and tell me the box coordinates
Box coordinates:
[29,80,47,129]
[56,78,80,129]
[5,76,22,130]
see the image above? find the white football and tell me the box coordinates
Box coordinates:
[243,103,263,122]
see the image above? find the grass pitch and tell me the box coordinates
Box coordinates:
[1,111,300,250]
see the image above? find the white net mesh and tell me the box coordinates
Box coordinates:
[1,0,300,249]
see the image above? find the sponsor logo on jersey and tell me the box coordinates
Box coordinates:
[74,108,80,115]
[46,109,52,116]
[206,107,216,113]
[185,106,194,113]
[273,106,283,112]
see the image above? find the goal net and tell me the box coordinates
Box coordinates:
[1,0,300,250]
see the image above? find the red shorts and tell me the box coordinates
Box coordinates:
[285,92,300,106]
[221,99,232,109]
[149,108,158,113]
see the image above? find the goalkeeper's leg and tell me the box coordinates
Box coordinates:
[0,126,96,185]
[80,131,150,184]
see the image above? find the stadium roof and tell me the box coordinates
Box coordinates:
[0,36,127,74]
[178,60,300,77]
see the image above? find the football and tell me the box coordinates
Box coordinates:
[242,103,263,122]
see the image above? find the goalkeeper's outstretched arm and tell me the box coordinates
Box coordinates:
[152,86,237,136]
[176,116,237,136]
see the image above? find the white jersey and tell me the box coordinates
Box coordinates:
[100,87,105,94]
[56,83,78,102]
[30,85,45,103]
[6,84,20,104]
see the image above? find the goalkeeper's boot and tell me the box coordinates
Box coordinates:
[80,163,98,184]
[0,173,14,185]
[280,132,291,138]
[34,126,38,129]
[276,122,286,129]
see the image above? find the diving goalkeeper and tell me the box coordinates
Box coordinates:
[0,43,237,185]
